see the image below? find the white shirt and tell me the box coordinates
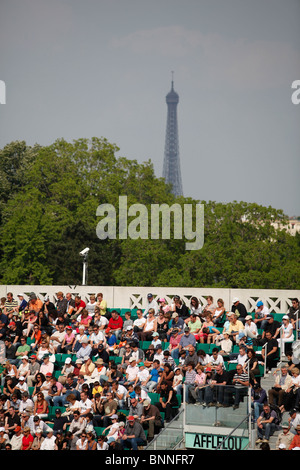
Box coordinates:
[89,331,105,345]
[40,434,56,450]
[137,368,150,383]
[256,306,269,318]
[79,398,93,414]
[134,317,146,329]
[126,365,139,381]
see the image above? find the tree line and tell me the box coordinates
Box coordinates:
[0,138,298,288]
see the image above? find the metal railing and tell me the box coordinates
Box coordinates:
[144,408,184,450]
[215,413,252,450]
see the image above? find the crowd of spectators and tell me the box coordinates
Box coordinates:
[0,291,299,450]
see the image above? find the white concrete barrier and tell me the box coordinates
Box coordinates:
[0,285,299,313]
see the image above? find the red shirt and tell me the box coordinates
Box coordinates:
[108,315,123,331]
[22,433,34,450]
[75,300,86,310]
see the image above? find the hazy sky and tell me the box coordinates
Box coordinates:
[1,0,299,216]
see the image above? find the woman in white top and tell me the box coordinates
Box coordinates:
[274,315,294,355]
[190,297,202,316]
[212,298,225,325]
[244,315,258,339]
[76,432,88,450]
[139,308,157,341]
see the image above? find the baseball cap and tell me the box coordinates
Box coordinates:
[127,415,135,421]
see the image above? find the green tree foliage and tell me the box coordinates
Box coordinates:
[0,138,298,288]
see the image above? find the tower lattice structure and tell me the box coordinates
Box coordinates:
[162,77,183,197]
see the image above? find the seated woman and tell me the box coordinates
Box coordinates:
[198,314,219,344]
[212,298,226,325]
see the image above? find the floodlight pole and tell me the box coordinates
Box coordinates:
[82,254,88,286]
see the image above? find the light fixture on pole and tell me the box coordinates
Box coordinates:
[79,247,90,285]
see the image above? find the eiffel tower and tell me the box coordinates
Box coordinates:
[162,74,183,197]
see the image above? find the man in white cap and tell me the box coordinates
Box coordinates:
[17,294,28,314]
[143,293,159,317]
[275,421,294,450]
[231,297,248,324]
[40,428,56,450]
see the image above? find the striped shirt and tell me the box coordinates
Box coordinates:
[233,371,249,387]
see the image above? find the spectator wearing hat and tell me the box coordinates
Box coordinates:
[178,326,196,357]
[40,354,54,377]
[15,375,29,398]
[231,297,248,324]
[17,294,28,315]
[158,297,170,314]
[76,336,92,360]
[168,328,182,360]
[51,408,69,435]
[153,344,164,365]
[289,424,300,449]
[140,399,163,442]
[40,428,56,450]
[151,331,161,349]
[102,414,120,444]
[9,425,23,450]
[26,355,40,388]
[120,415,147,450]
[31,426,45,450]
[144,293,159,318]
[167,311,185,338]
[274,316,295,356]
[254,301,270,330]
[244,315,258,342]
[7,320,22,347]
[275,421,294,450]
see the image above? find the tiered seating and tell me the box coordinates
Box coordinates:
[17,308,291,433]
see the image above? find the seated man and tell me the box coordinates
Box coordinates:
[120,415,147,450]
[140,399,163,442]
[230,364,250,410]
[156,380,178,423]
[256,403,280,444]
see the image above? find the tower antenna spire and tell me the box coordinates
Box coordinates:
[162,76,183,197]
